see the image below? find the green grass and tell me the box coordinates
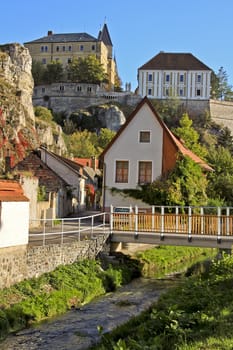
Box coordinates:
[91,252,233,350]
[0,257,140,340]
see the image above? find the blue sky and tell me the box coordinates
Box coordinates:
[1,0,233,91]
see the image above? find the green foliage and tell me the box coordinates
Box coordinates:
[121,156,208,207]
[34,106,53,123]
[31,60,46,85]
[37,185,47,202]
[93,254,233,350]
[0,259,140,340]
[206,146,233,205]
[172,113,207,159]
[43,61,64,83]
[98,128,116,149]
[67,55,108,84]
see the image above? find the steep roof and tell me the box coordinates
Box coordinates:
[98,23,113,46]
[100,97,213,171]
[0,180,29,202]
[14,151,68,192]
[39,148,87,179]
[25,32,97,44]
[138,52,211,71]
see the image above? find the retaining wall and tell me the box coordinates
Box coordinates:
[0,233,110,289]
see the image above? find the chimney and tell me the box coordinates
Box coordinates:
[47,30,53,36]
[91,156,96,171]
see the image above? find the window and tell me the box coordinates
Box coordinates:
[196,89,201,96]
[41,46,44,52]
[87,86,92,92]
[80,45,84,51]
[166,74,170,82]
[179,89,183,96]
[56,46,59,52]
[60,85,65,91]
[115,161,129,183]
[148,88,152,95]
[77,86,82,92]
[42,58,46,64]
[62,46,66,51]
[138,161,152,184]
[92,45,95,50]
[148,73,153,82]
[165,88,169,96]
[41,87,45,93]
[68,46,72,51]
[180,74,184,82]
[139,131,150,143]
[197,74,202,83]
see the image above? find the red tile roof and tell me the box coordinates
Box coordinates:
[0,180,29,202]
[100,97,213,172]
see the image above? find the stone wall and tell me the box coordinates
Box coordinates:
[0,233,110,289]
[210,99,233,134]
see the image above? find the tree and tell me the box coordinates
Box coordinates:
[172,113,207,159]
[206,146,233,205]
[67,55,108,84]
[43,61,64,84]
[211,67,233,101]
[65,130,98,157]
[98,128,116,149]
[31,60,46,85]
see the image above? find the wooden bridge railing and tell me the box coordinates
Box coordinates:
[110,205,233,237]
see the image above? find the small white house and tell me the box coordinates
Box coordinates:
[0,180,29,248]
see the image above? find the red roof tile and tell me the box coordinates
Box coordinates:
[0,180,29,202]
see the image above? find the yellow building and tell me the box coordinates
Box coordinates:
[24,24,116,90]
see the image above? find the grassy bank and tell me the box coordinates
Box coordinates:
[92,251,233,350]
[0,257,140,340]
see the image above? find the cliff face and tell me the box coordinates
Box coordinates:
[0,43,66,170]
[0,43,38,166]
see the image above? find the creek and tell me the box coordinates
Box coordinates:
[0,276,177,350]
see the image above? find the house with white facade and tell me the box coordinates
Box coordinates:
[138,52,212,115]
[0,180,29,248]
[100,97,212,211]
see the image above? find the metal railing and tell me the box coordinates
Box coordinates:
[29,212,107,246]
[110,205,233,241]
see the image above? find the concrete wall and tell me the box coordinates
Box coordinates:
[210,99,233,133]
[0,233,109,289]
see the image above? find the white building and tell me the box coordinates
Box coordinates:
[138,52,212,101]
[0,180,29,248]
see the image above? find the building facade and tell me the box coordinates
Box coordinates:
[100,98,212,211]
[138,52,212,101]
[24,24,116,90]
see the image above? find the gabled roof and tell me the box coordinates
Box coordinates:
[100,97,213,171]
[25,32,97,44]
[39,147,87,179]
[98,23,113,47]
[13,151,68,192]
[138,52,211,71]
[0,180,29,202]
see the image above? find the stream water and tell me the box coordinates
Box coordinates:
[0,276,176,350]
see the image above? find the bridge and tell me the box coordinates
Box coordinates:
[110,205,233,249]
[29,205,233,250]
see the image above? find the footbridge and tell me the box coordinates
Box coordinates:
[29,206,233,250]
[110,205,233,249]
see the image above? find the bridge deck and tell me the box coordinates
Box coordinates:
[110,210,233,249]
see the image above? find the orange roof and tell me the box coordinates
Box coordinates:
[0,180,29,202]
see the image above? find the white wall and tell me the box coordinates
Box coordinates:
[0,201,29,248]
[103,103,163,208]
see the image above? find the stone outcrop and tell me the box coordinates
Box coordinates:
[0,43,67,169]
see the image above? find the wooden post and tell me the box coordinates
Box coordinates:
[161,206,164,240]
[188,207,192,242]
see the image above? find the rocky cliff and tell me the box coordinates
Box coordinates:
[0,43,66,170]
